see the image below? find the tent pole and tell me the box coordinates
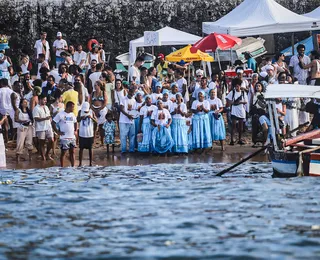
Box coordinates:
[217,50,221,70]
[152,46,154,65]
[230,48,232,66]
[291,33,295,56]
[203,61,206,77]
[188,64,191,87]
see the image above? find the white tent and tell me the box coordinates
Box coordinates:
[129,26,201,65]
[304,6,320,19]
[202,0,320,36]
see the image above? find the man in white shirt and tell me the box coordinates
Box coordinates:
[34,32,50,62]
[89,63,102,92]
[289,44,311,85]
[289,44,311,126]
[33,96,53,160]
[119,88,136,153]
[52,101,77,167]
[53,32,68,68]
[73,44,87,70]
[226,78,248,145]
[128,56,144,84]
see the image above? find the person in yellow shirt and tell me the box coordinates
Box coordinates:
[156,53,169,81]
[62,83,79,115]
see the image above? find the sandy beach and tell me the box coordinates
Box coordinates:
[4,140,268,170]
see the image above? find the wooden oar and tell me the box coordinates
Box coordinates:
[216,145,268,177]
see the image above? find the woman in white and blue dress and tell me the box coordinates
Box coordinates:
[151,82,163,104]
[170,93,188,154]
[191,91,212,150]
[185,112,193,152]
[162,89,173,111]
[151,100,174,154]
[208,89,226,150]
[138,95,157,152]
[134,92,144,148]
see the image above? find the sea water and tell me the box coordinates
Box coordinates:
[0,163,320,259]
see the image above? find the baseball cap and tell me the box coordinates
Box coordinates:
[157,53,165,59]
[57,32,62,37]
[177,60,186,66]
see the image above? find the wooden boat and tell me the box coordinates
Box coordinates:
[264,84,320,177]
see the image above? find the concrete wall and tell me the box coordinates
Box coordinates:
[0,0,318,63]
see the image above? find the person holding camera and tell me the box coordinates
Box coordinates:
[226,78,248,145]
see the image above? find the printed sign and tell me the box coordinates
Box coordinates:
[144,31,161,46]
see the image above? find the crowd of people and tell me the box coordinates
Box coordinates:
[0,30,320,168]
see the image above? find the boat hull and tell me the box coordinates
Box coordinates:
[268,148,300,177]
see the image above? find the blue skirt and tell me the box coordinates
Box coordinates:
[152,125,174,154]
[171,118,188,153]
[188,131,193,151]
[138,117,153,152]
[192,113,212,149]
[134,117,140,148]
[209,112,226,141]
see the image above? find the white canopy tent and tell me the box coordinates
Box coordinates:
[265,84,320,99]
[202,0,320,36]
[129,26,201,65]
[304,6,320,19]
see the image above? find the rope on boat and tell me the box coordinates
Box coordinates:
[296,145,320,177]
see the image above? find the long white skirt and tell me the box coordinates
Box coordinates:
[285,109,299,136]
[0,134,6,168]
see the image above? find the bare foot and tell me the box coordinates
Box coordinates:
[46,155,54,161]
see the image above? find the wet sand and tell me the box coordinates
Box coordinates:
[4,144,268,170]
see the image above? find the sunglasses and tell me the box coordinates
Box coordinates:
[197,75,202,77]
